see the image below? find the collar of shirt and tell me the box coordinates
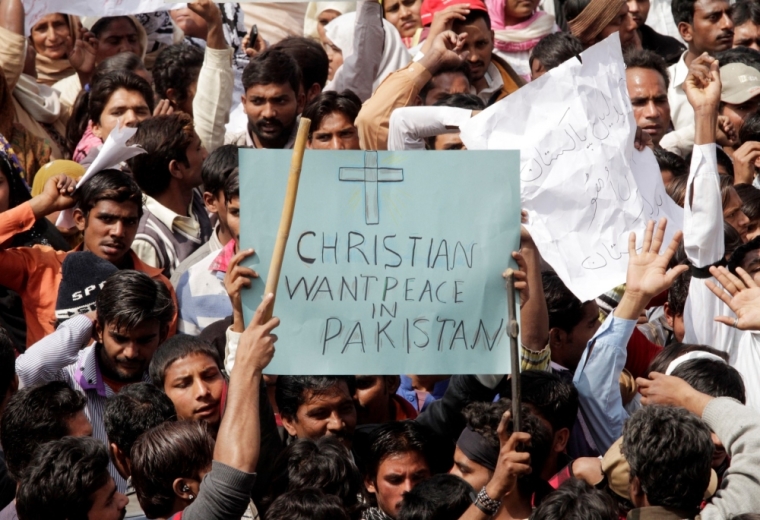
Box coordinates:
[75,345,107,397]
[144,194,201,238]
[246,117,301,149]
[209,239,236,274]
[471,61,505,99]
[671,52,689,89]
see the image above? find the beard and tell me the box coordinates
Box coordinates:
[249,117,294,145]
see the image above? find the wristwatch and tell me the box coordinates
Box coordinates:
[470,486,501,516]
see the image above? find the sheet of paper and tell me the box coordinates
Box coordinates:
[239,150,521,375]
[24,0,182,32]
[460,33,683,302]
[56,123,145,229]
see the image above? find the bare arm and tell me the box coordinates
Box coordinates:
[517,226,548,351]
[0,0,23,35]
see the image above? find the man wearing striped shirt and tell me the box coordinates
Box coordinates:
[14,270,175,493]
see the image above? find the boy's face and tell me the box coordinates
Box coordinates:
[203,190,229,236]
[226,196,240,251]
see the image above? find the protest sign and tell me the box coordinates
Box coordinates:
[240,150,520,375]
[460,33,683,302]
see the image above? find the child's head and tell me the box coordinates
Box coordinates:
[529,32,583,80]
[223,170,240,248]
[201,144,239,231]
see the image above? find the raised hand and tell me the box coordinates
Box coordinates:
[625,218,688,300]
[153,99,175,117]
[420,30,467,74]
[731,141,760,185]
[706,266,760,331]
[485,411,532,499]
[224,248,259,332]
[187,0,225,50]
[67,26,97,80]
[505,251,529,309]
[421,4,470,55]
[236,292,279,372]
[29,174,77,219]
[637,372,713,416]
[683,53,721,111]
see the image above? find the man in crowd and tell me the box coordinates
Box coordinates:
[304,91,362,150]
[628,0,686,64]
[732,0,760,52]
[626,49,672,146]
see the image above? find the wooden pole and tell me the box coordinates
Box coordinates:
[505,269,522,432]
[262,117,312,321]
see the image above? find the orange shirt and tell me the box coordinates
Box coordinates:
[0,201,178,347]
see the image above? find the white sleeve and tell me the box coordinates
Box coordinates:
[193,46,234,154]
[684,143,723,267]
[224,326,241,373]
[387,107,472,151]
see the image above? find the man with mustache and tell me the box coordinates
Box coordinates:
[0,171,177,347]
[667,0,735,131]
[13,269,175,493]
[226,49,306,149]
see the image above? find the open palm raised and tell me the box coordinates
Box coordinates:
[706,266,760,331]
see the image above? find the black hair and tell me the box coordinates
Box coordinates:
[90,16,137,38]
[96,270,174,333]
[717,145,736,177]
[529,31,583,71]
[671,0,697,26]
[624,49,671,90]
[671,358,746,403]
[529,478,618,520]
[16,436,111,520]
[0,381,87,481]
[88,71,153,128]
[302,90,362,138]
[728,235,760,274]
[263,437,363,515]
[271,37,329,91]
[621,405,713,513]
[654,148,688,178]
[276,376,357,422]
[127,113,196,197]
[242,49,302,96]
[502,370,579,433]
[266,488,350,520]
[223,168,240,203]
[667,269,692,317]
[725,220,745,259]
[462,399,553,496]
[542,270,586,332]
[740,110,760,143]
[202,144,239,197]
[131,420,214,519]
[733,1,760,28]
[74,169,143,219]
[67,54,149,151]
[104,382,176,459]
[434,93,485,110]
[0,327,15,399]
[365,421,433,481]
[667,174,688,207]
[716,46,760,71]
[453,9,492,31]
[735,183,760,220]
[563,0,592,22]
[397,474,474,520]
[149,334,223,389]
[419,62,470,102]
[152,44,204,104]
[647,343,729,374]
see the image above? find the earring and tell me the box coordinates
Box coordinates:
[188,494,195,501]
[182,485,190,493]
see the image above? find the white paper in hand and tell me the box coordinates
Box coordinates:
[56,123,145,229]
[460,33,683,302]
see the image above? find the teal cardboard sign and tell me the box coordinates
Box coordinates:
[239,150,521,375]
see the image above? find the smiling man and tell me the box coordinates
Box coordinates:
[625,49,672,146]
[14,270,175,493]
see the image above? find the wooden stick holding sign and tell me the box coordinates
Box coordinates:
[505,269,521,432]
[262,117,312,321]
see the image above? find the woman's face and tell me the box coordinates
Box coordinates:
[0,169,10,214]
[383,0,422,39]
[317,9,341,41]
[30,14,71,60]
[92,87,151,140]
[321,34,344,81]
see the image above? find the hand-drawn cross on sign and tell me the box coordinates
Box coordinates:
[339,151,404,225]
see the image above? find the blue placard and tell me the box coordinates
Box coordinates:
[239,150,521,375]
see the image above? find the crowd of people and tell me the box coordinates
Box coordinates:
[5,0,760,518]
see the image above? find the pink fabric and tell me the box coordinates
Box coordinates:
[73,122,103,164]
[485,5,555,53]
[210,239,236,273]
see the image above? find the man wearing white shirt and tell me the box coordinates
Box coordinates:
[667,0,734,130]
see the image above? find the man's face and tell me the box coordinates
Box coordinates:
[226,197,240,245]
[454,18,494,84]
[94,17,141,63]
[163,353,226,428]
[242,83,304,148]
[308,111,360,150]
[87,476,129,520]
[664,303,686,343]
[449,446,492,491]
[423,72,470,106]
[721,95,760,134]
[31,14,70,60]
[734,21,760,51]
[383,0,422,39]
[627,67,671,145]
[281,381,357,449]
[366,452,431,518]
[740,249,760,284]
[433,134,466,150]
[596,3,637,49]
[724,187,750,239]
[560,301,601,371]
[627,0,650,27]
[684,0,734,54]
[354,376,395,425]
[97,319,163,383]
[76,200,140,265]
[92,88,151,141]
[68,410,94,437]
